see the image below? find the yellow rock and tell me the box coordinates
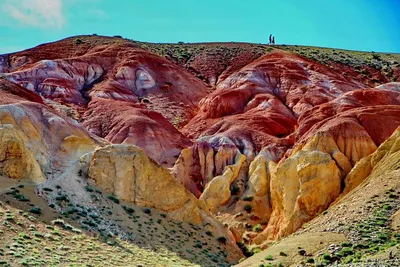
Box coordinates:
[344,127,400,194]
[200,152,246,213]
[172,142,241,197]
[254,150,341,243]
[87,144,205,224]
[241,149,277,223]
[0,124,44,182]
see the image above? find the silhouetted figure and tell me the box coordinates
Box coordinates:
[269,34,272,45]
[272,36,275,45]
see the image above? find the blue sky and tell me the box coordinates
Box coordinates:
[1,0,399,54]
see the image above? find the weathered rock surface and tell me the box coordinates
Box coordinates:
[254,150,341,242]
[344,126,400,194]
[1,36,209,166]
[0,79,103,180]
[86,144,204,223]
[0,124,44,181]
[83,97,192,165]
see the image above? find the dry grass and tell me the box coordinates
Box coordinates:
[0,178,233,267]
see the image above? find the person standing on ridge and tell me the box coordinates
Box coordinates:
[272,36,275,45]
[269,34,272,45]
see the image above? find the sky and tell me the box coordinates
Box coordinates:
[0,0,399,54]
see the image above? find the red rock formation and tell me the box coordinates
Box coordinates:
[0,79,104,180]
[2,37,400,247]
[1,36,209,166]
[83,97,192,165]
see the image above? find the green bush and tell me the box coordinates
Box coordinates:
[14,194,29,202]
[122,206,134,214]
[29,207,41,215]
[244,205,252,213]
[55,195,68,202]
[265,255,273,260]
[217,236,227,244]
[230,184,240,195]
[371,52,381,60]
[85,185,94,192]
[107,195,120,204]
[243,196,254,201]
[253,224,262,232]
[322,253,332,262]
[143,208,151,215]
[306,258,314,263]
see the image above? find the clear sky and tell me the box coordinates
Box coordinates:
[1,0,399,54]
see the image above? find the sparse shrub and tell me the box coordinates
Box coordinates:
[340,247,354,256]
[279,251,288,256]
[143,208,151,215]
[341,242,351,247]
[81,220,97,228]
[55,195,68,202]
[230,184,240,195]
[217,236,227,244]
[263,255,273,260]
[75,38,84,45]
[14,194,29,202]
[244,205,252,213]
[322,253,332,262]
[193,242,202,248]
[206,230,213,237]
[107,195,120,204]
[85,185,94,192]
[243,196,254,201]
[306,258,315,263]
[251,248,261,254]
[298,249,306,256]
[29,207,41,215]
[253,224,262,232]
[123,206,134,214]
[371,52,381,60]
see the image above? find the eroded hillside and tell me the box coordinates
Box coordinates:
[0,35,400,266]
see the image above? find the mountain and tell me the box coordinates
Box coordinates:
[0,34,400,266]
